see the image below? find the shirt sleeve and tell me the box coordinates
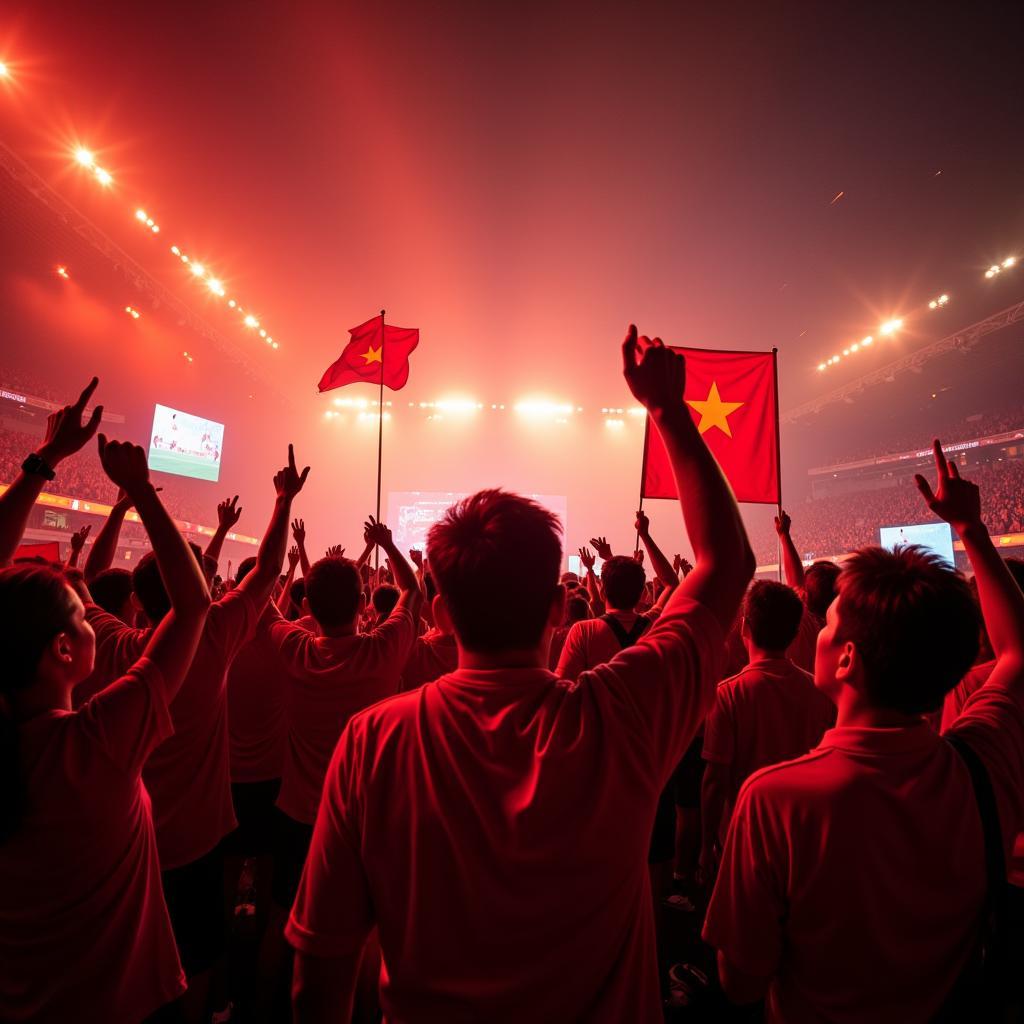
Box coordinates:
[75,656,175,776]
[286,721,375,957]
[267,607,314,673]
[701,684,735,764]
[365,603,417,666]
[944,677,1024,864]
[554,621,588,681]
[583,598,725,782]
[206,588,259,662]
[702,778,785,979]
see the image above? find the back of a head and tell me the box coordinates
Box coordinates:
[372,584,400,618]
[236,555,258,584]
[89,568,134,619]
[805,560,841,618]
[305,557,362,629]
[837,545,979,715]
[133,542,204,623]
[566,594,592,626]
[428,489,562,652]
[743,580,804,652]
[601,555,647,611]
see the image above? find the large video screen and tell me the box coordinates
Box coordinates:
[388,491,568,561]
[148,404,225,482]
[879,522,955,567]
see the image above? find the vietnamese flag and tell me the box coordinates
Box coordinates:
[318,314,420,393]
[642,347,779,504]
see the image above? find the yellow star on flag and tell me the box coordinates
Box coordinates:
[686,381,744,437]
[361,345,383,364]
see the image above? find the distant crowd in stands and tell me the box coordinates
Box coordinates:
[1,333,1023,1024]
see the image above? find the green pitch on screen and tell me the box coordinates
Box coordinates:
[149,448,221,482]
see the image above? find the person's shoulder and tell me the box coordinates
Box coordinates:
[739,745,838,804]
[348,684,430,737]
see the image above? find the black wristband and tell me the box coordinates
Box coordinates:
[22,452,56,481]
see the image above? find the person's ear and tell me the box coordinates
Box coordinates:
[548,584,567,628]
[433,593,454,636]
[740,615,750,639]
[835,640,858,684]
[301,597,310,615]
[48,631,75,667]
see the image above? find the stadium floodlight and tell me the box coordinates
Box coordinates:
[0,62,8,78]
[56,265,69,279]
[861,336,873,345]
[207,277,224,295]
[879,318,903,336]
[1004,257,1017,269]
[94,167,113,186]
[74,147,95,167]
[136,209,148,221]
[817,363,827,371]
[189,262,206,277]
[985,265,1000,279]
[244,314,259,328]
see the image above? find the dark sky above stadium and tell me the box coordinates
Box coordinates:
[2,2,1023,553]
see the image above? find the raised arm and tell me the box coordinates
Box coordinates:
[66,525,91,568]
[97,435,211,696]
[363,516,419,604]
[578,545,603,610]
[635,510,679,589]
[237,444,310,612]
[85,489,132,580]
[774,510,805,591]
[277,545,300,613]
[205,495,242,569]
[916,440,1024,687]
[292,517,312,578]
[0,377,103,566]
[623,327,755,630]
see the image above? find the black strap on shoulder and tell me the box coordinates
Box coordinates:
[946,734,1008,966]
[601,613,651,650]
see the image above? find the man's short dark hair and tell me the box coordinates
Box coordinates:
[836,546,979,715]
[805,560,841,617]
[566,594,591,626]
[428,489,562,652]
[236,556,257,583]
[132,542,204,622]
[601,556,646,611]
[743,580,804,652]
[372,584,399,617]
[305,557,362,629]
[89,568,134,618]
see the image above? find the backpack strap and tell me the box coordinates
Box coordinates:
[601,613,651,650]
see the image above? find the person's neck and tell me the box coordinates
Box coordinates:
[604,605,636,616]
[745,646,787,665]
[834,689,923,729]
[11,677,72,720]
[458,646,549,670]
[318,620,358,639]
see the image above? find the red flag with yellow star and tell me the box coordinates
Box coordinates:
[642,346,780,504]
[318,314,420,393]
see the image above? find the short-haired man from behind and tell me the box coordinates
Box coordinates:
[700,580,835,877]
[286,328,754,1024]
[705,442,1024,1022]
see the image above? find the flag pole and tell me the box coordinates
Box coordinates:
[375,309,386,574]
[636,416,651,555]
[772,346,783,582]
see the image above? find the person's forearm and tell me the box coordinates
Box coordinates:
[277,562,298,613]
[651,406,752,574]
[85,507,127,580]
[382,540,417,593]
[134,485,210,615]
[779,530,805,590]
[640,530,679,588]
[205,524,230,568]
[585,569,602,609]
[700,769,726,861]
[297,538,312,578]
[962,522,1024,662]
[0,469,47,566]
[355,540,374,568]
[66,545,81,568]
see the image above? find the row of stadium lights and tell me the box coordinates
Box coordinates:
[69,143,281,351]
[324,396,647,427]
[816,257,1018,372]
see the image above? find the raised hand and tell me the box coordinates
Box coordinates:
[325,545,345,559]
[291,517,306,545]
[409,548,424,569]
[914,439,982,534]
[774,510,791,536]
[273,444,310,499]
[287,545,300,570]
[633,548,645,565]
[679,556,693,577]
[621,325,686,415]
[589,536,613,561]
[635,510,650,538]
[363,515,393,548]
[97,434,151,498]
[70,524,91,553]
[40,377,104,464]
[578,546,596,571]
[217,495,242,529]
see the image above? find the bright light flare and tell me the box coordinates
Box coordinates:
[74,147,94,167]
[514,399,575,420]
[604,418,624,428]
[124,306,140,320]
[0,62,9,78]
[243,314,258,328]
[94,167,113,186]
[189,262,206,277]
[56,265,69,279]
[879,318,903,336]
[1004,257,1017,269]
[207,277,225,296]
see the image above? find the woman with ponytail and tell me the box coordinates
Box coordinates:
[0,379,212,1023]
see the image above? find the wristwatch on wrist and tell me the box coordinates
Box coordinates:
[22,452,56,481]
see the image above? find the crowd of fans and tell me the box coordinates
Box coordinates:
[1,337,1023,1024]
